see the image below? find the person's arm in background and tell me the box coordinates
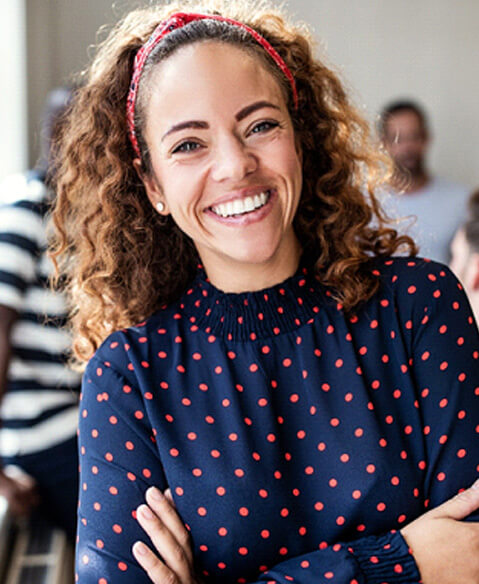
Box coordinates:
[0,305,16,400]
[0,304,39,515]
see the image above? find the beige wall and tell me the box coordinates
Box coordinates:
[25,0,479,190]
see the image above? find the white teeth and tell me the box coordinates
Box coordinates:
[244,196,255,212]
[211,191,270,218]
[233,199,243,215]
[215,203,226,216]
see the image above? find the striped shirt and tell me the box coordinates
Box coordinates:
[0,172,80,458]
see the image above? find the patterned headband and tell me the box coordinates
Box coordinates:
[126,11,299,158]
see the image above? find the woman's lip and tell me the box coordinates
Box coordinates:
[205,187,273,209]
[204,190,276,226]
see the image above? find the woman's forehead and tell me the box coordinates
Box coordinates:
[152,40,279,98]
[144,41,286,123]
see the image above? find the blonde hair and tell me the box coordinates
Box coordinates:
[51,0,415,366]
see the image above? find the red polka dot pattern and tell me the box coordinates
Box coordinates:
[76,258,478,583]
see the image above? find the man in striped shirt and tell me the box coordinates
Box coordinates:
[0,90,80,540]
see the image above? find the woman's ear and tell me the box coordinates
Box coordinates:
[133,158,168,215]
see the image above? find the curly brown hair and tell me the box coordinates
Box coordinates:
[50,0,416,365]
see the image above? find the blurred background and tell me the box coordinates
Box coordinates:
[1,0,478,188]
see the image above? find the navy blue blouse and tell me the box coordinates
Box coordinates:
[76,257,479,583]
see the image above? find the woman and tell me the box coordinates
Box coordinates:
[51,1,479,582]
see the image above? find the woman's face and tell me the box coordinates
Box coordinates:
[138,41,303,291]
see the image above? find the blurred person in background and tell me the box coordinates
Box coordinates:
[450,188,479,322]
[380,99,470,265]
[0,87,80,540]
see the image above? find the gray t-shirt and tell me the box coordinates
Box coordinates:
[381,177,470,264]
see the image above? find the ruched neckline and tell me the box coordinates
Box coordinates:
[181,263,329,341]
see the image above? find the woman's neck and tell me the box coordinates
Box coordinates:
[200,238,303,294]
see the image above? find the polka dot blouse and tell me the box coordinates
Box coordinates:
[76,257,479,583]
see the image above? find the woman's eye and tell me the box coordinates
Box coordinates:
[250,121,280,134]
[172,141,202,154]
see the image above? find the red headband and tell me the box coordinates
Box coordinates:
[126,12,299,158]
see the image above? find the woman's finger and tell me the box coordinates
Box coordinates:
[164,488,175,506]
[145,487,193,564]
[136,503,193,581]
[429,478,479,521]
[132,541,178,584]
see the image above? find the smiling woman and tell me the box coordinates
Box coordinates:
[50,1,479,583]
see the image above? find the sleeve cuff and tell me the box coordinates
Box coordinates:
[350,530,421,583]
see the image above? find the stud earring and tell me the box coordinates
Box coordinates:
[156,201,165,213]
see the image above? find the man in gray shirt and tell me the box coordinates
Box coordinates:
[379,100,470,265]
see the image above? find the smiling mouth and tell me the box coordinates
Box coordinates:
[210,191,271,218]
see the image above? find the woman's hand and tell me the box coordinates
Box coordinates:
[401,479,479,583]
[132,487,203,584]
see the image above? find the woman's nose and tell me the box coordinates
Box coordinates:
[210,136,258,183]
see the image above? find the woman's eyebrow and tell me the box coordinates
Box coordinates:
[161,101,280,142]
[235,100,281,121]
[162,120,209,142]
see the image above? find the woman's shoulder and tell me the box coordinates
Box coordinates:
[368,255,465,312]
[371,256,458,290]
[85,301,184,384]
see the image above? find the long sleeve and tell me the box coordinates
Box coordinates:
[76,363,168,583]
[0,200,37,403]
[248,531,418,583]
[401,263,479,513]
[0,199,39,312]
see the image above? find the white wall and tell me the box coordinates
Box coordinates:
[23,0,479,190]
